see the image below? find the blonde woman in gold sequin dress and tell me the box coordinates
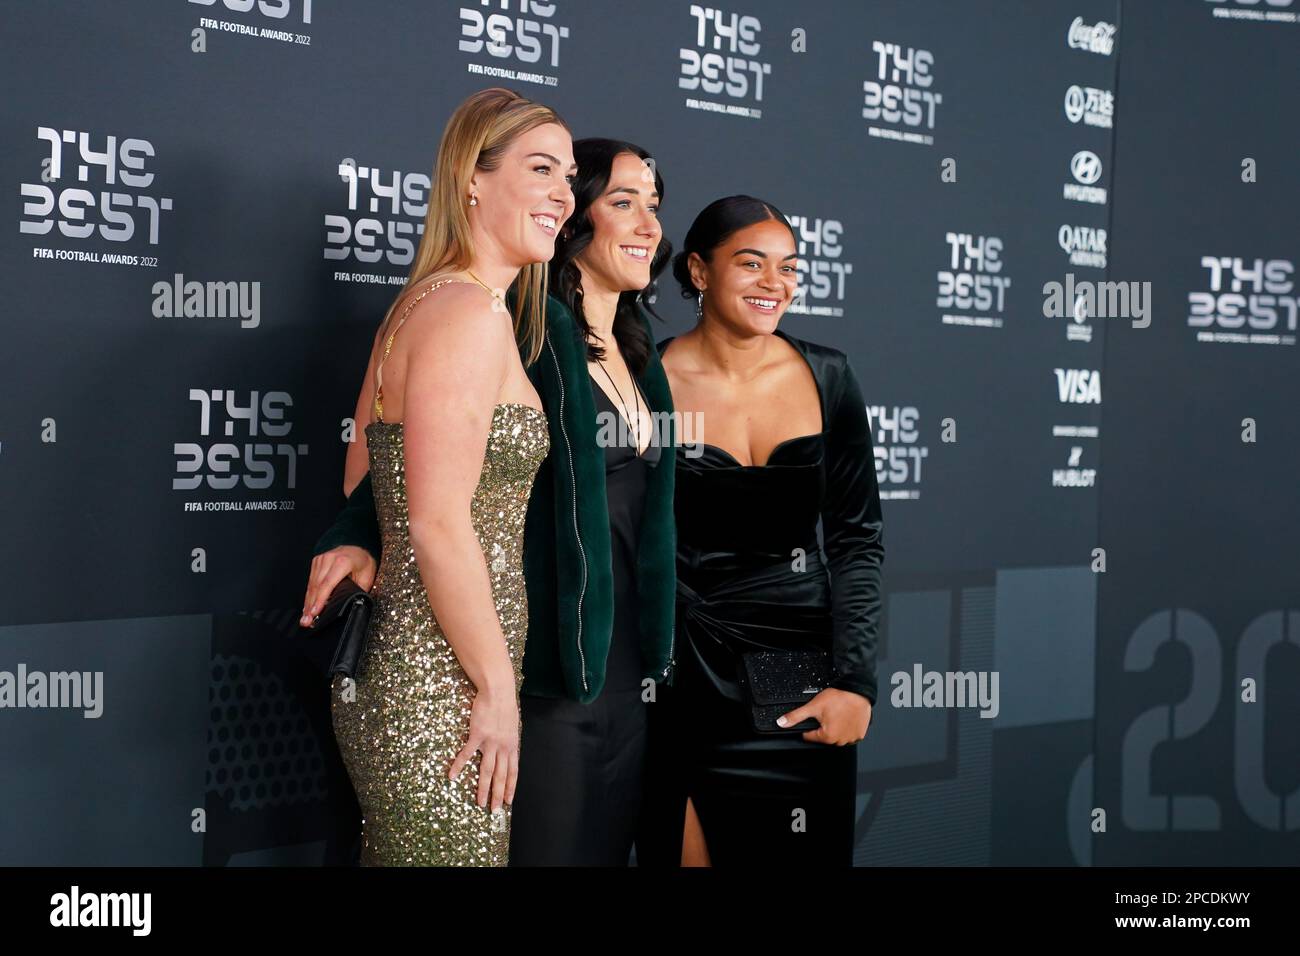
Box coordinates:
[325,89,574,866]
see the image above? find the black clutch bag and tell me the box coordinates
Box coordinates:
[301,577,374,681]
[736,649,833,735]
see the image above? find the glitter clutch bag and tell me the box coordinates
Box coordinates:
[736,649,832,735]
[303,577,373,681]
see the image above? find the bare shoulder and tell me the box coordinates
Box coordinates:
[766,332,814,378]
[770,331,803,362]
[659,331,700,376]
[402,282,512,350]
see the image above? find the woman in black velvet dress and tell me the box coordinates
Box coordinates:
[639,195,885,867]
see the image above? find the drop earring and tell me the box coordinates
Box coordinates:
[468,195,478,206]
[696,289,705,320]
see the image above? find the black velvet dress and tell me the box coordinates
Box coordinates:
[638,329,885,867]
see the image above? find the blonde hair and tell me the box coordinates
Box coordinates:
[377,87,569,365]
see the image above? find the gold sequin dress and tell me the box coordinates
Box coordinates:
[330,278,549,866]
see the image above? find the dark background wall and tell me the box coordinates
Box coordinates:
[1,0,1295,865]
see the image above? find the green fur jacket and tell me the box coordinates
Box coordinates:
[312,295,677,704]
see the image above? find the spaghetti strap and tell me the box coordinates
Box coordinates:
[373,274,473,424]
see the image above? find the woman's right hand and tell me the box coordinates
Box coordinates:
[300,546,378,627]
[449,682,520,813]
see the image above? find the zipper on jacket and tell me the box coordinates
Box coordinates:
[658,408,675,683]
[651,369,675,685]
[661,620,675,683]
[547,333,589,693]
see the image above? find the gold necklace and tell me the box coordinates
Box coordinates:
[465,268,503,305]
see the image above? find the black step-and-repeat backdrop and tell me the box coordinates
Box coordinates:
[1,0,1295,866]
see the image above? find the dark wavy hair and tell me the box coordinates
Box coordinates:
[549,138,671,376]
[671,195,797,304]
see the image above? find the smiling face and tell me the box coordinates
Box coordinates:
[574,151,662,294]
[687,218,800,335]
[470,122,576,267]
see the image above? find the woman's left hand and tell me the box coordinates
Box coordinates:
[778,688,872,745]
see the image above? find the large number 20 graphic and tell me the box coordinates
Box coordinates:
[1122,609,1298,831]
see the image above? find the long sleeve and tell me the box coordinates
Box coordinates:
[821,356,885,706]
[312,470,381,563]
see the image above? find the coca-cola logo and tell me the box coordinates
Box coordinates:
[1067,16,1116,55]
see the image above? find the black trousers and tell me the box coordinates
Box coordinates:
[508,687,649,866]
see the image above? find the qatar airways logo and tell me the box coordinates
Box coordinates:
[785,214,853,317]
[869,405,927,501]
[1188,256,1298,346]
[1059,224,1107,269]
[325,158,429,275]
[20,126,173,248]
[863,41,942,146]
[1067,17,1116,55]
[679,5,770,119]
[458,0,569,86]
